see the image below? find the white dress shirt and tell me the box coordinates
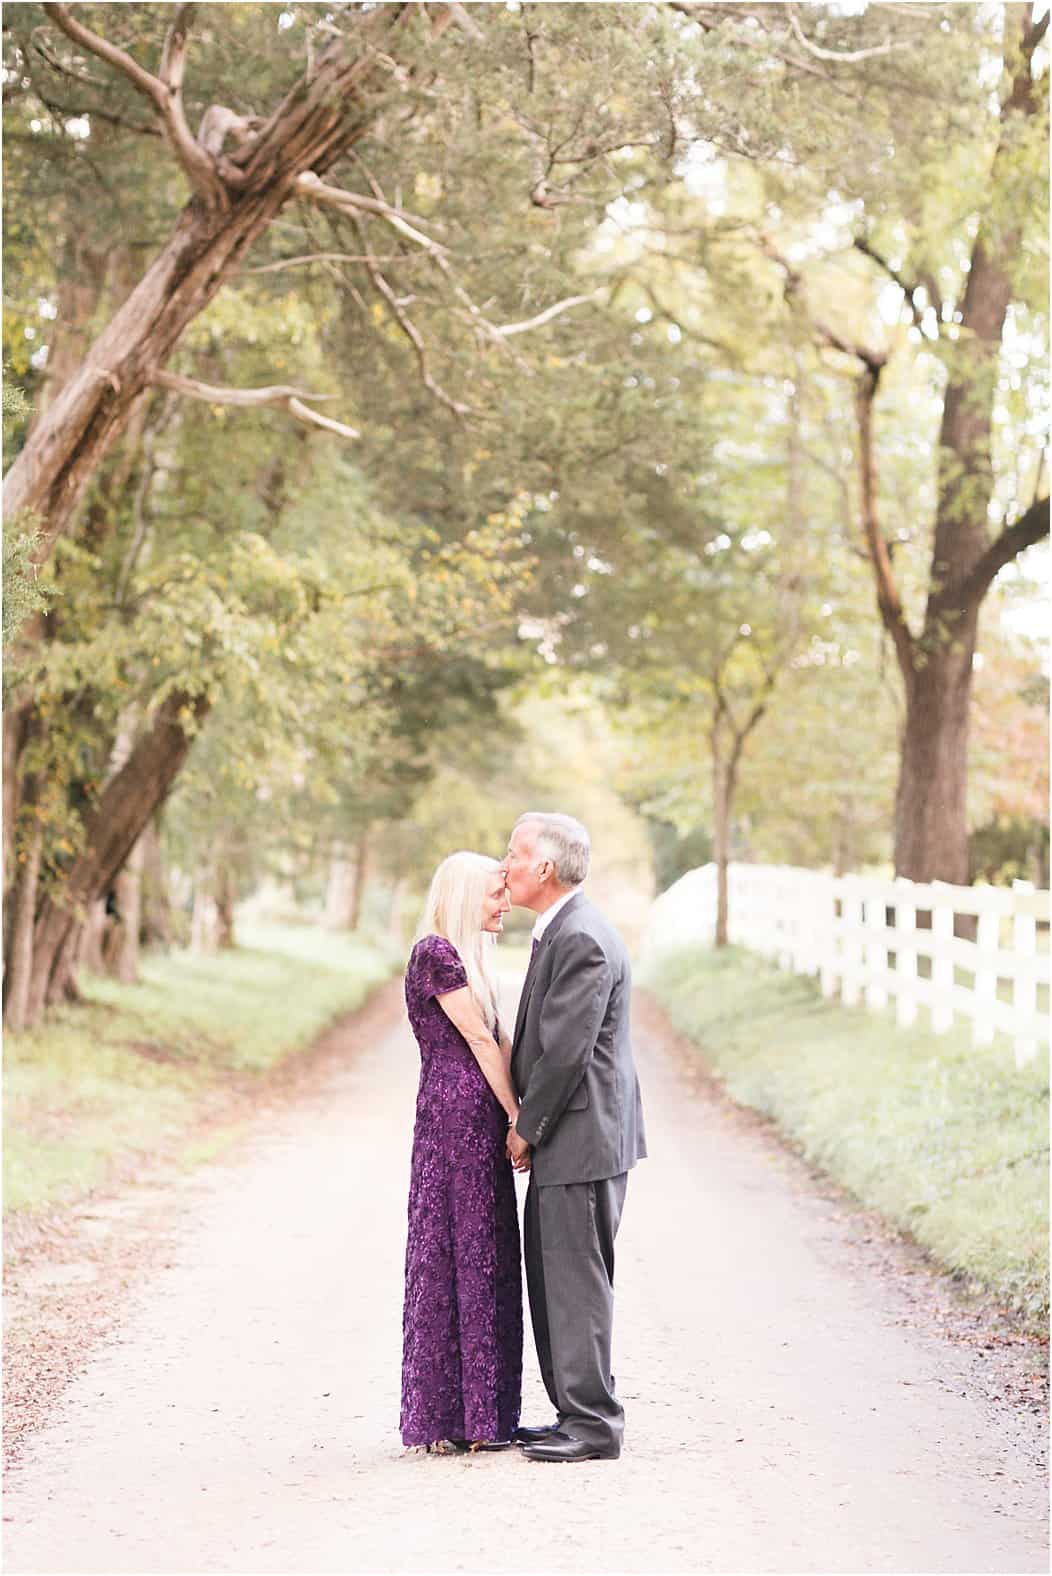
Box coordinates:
[531,887,582,947]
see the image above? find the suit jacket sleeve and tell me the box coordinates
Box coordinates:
[515,929,613,1148]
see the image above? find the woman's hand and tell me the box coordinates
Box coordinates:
[506,1125,531,1172]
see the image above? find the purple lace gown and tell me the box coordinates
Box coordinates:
[400,934,522,1446]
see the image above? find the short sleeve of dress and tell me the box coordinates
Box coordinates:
[412,934,468,1001]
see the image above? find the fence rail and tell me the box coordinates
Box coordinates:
[642,863,1051,1066]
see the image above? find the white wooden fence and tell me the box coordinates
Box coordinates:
[642,863,1051,1066]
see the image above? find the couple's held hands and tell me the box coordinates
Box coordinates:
[506,1124,531,1172]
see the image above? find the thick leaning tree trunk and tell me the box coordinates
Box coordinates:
[20,690,210,1023]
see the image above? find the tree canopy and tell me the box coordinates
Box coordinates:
[2,1,1048,1023]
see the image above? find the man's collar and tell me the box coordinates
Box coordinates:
[531,886,581,942]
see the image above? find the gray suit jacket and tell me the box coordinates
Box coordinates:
[511,892,647,1187]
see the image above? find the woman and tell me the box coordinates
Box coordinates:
[400,851,524,1453]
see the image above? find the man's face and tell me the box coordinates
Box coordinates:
[503,822,548,910]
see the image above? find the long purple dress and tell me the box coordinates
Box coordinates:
[400,934,522,1446]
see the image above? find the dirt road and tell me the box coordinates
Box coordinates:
[4,969,1047,1574]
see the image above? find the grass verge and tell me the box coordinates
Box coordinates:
[3,921,397,1217]
[640,944,1049,1326]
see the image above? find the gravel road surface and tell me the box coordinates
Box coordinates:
[3,968,1047,1575]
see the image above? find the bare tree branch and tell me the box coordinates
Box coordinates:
[853,236,944,325]
[762,233,916,676]
[42,4,165,104]
[43,2,228,207]
[244,251,417,274]
[786,4,904,63]
[1023,9,1051,56]
[490,291,602,338]
[762,232,888,373]
[855,365,917,682]
[148,369,360,438]
[284,397,362,441]
[346,216,472,418]
[295,172,447,254]
[356,153,516,372]
[437,3,486,42]
[955,495,1051,612]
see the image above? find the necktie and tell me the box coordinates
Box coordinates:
[530,937,539,964]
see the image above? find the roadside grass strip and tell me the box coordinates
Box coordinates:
[640,945,1050,1325]
[3,923,397,1216]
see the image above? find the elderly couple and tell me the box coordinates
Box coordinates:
[400,811,646,1463]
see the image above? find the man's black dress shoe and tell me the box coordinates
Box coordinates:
[511,1422,561,1445]
[522,1431,620,1463]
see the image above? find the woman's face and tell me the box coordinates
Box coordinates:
[481,873,511,934]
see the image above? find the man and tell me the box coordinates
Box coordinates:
[502,811,646,1463]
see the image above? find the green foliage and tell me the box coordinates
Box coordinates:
[1,0,1046,936]
[970,815,1051,889]
[642,944,1049,1324]
[640,818,713,892]
[3,922,395,1213]
[2,380,52,654]
[2,520,52,657]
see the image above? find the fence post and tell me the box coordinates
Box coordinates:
[841,882,863,1007]
[972,902,999,1048]
[865,891,888,1008]
[797,871,816,976]
[707,864,718,948]
[777,869,793,971]
[819,875,837,997]
[1013,883,1037,1067]
[895,890,918,1029]
[931,894,954,1034]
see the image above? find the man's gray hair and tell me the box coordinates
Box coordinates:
[514,811,590,887]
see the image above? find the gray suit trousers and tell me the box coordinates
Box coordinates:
[523,1172,629,1450]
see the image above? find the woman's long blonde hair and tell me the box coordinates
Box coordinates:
[417,851,501,1030]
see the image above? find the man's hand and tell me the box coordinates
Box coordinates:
[506,1126,531,1172]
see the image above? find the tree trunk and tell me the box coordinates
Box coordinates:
[26,236,111,434]
[80,901,108,975]
[140,816,174,949]
[190,868,216,955]
[893,638,976,885]
[349,827,371,932]
[108,836,145,983]
[4,811,43,1033]
[47,918,86,1006]
[325,842,356,929]
[215,861,236,950]
[713,758,731,948]
[2,706,30,901]
[388,876,409,944]
[7,689,210,1027]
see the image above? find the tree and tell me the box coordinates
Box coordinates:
[1,1,695,1023]
[761,4,1049,883]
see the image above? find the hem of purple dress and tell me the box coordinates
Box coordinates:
[401,1415,519,1448]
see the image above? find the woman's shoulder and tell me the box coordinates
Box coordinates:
[407,933,468,1000]
[408,933,464,969]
